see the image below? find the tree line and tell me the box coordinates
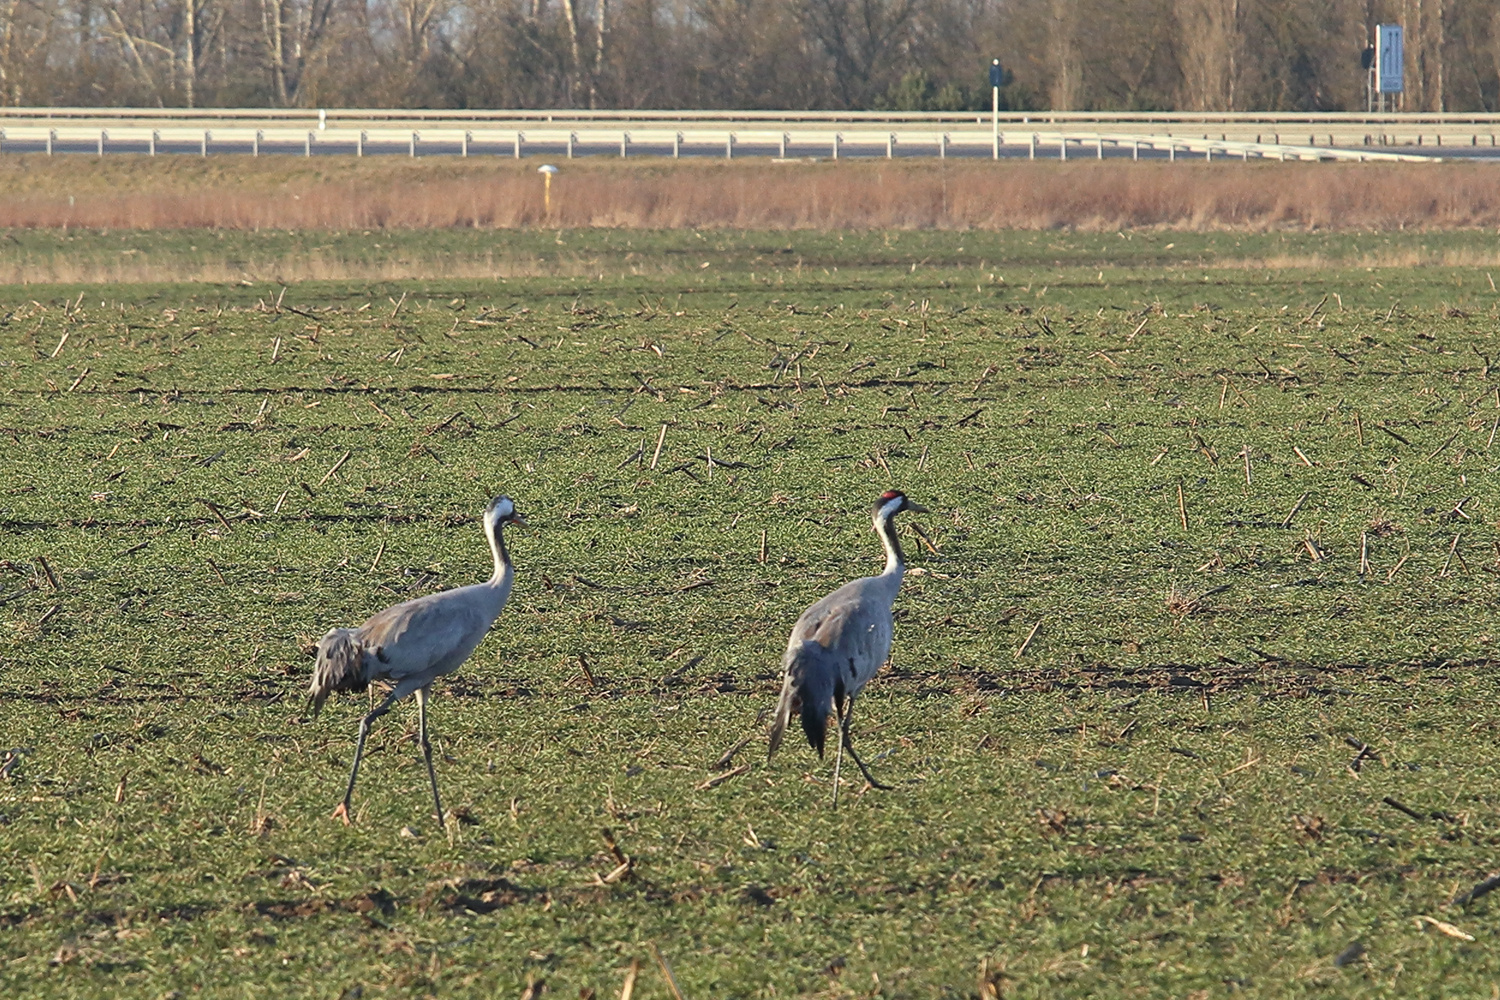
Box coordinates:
[0,0,1495,112]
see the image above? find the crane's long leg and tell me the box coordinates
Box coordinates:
[334,688,400,824]
[415,685,444,826]
[830,697,847,810]
[841,697,893,792]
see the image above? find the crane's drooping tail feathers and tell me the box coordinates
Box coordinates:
[767,674,797,760]
[768,641,837,760]
[308,628,368,717]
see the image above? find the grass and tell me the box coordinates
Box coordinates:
[4,228,1500,997]
[6,157,1500,234]
[7,226,1500,285]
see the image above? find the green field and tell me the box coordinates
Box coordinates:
[5,229,1500,997]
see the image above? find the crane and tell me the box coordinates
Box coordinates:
[768,489,928,806]
[308,494,525,826]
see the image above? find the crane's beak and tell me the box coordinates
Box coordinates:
[506,513,528,528]
[904,501,930,514]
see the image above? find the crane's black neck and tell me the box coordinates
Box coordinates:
[875,508,905,575]
[485,516,512,582]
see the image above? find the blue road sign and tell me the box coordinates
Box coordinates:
[1377,24,1403,94]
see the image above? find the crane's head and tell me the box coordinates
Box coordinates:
[874,489,929,521]
[485,495,527,529]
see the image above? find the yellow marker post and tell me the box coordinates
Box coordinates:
[538,164,559,216]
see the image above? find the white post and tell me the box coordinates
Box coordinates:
[1028,133,1036,159]
[47,129,54,155]
[832,133,840,160]
[1169,144,1176,162]
[1205,146,1211,161]
[940,133,947,159]
[779,132,786,158]
[1096,136,1103,159]
[1132,140,1139,160]
[357,131,365,157]
[98,129,105,156]
[1059,137,1066,161]
[674,132,682,158]
[621,132,628,157]
[253,130,261,156]
[726,133,734,159]
[887,132,894,158]
[515,132,523,158]
[463,131,470,157]
[149,130,157,156]
[992,81,999,158]
[201,131,208,157]
[410,131,418,157]
[567,132,575,158]
[305,132,312,157]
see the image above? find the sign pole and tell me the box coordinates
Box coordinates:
[990,59,1002,160]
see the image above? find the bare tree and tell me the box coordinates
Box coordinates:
[800,0,920,108]
[1433,0,1445,111]
[0,0,54,105]
[0,0,1493,113]
[1047,0,1082,109]
[1492,8,1500,109]
[559,0,583,101]
[258,0,346,105]
[1176,0,1239,109]
[390,0,449,64]
[589,0,605,107]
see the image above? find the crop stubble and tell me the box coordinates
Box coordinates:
[3,236,1500,996]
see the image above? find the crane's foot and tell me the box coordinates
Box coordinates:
[331,801,353,825]
[843,742,892,792]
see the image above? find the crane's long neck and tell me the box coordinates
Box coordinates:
[875,509,905,578]
[485,516,513,587]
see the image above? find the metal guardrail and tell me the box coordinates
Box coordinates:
[3,107,1500,127]
[1038,131,1440,163]
[0,122,1452,163]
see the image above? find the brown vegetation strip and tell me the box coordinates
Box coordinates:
[3,158,1500,232]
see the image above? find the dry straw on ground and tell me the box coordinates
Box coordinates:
[3,157,1499,232]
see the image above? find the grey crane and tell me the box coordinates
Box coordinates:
[768,489,928,806]
[308,495,525,825]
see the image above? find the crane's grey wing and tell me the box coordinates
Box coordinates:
[308,627,368,716]
[788,587,891,685]
[355,589,496,683]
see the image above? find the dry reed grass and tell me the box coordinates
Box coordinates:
[0,252,586,286]
[4,157,1500,233]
